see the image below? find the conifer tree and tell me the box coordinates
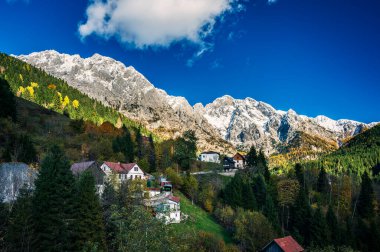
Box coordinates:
[148,134,156,173]
[101,181,117,250]
[295,163,305,189]
[0,78,16,121]
[135,127,143,160]
[257,150,270,181]
[253,175,267,208]
[357,171,375,219]
[317,166,329,195]
[5,187,33,252]
[264,194,280,230]
[290,187,312,245]
[310,207,328,247]
[223,173,243,208]
[326,205,340,246]
[246,146,258,167]
[74,172,106,251]
[32,145,77,251]
[242,182,257,211]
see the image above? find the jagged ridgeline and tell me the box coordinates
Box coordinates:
[0,53,153,137]
[303,124,380,176]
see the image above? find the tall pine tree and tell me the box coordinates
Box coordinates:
[74,172,106,251]
[357,171,375,219]
[148,134,156,173]
[32,145,77,251]
[0,78,16,121]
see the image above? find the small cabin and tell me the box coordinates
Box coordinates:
[233,153,246,169]
[261,236,304,252]
[198,151,220,163]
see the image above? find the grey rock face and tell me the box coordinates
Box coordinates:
[17,51,378,155]
[17,50,234,153]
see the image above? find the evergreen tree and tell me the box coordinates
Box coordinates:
[148,134,156,173]
[310,207,328,248]
[242,181,257,210]
[74,172,106,251]
[173,130,197,170]
[0,78,16,121]
[295,163,305,189]
[263,194,280,230]
[317,166,329,195]
[253,175,267,209]
[246,146,258,167]
[135,127,143,160]
[5,187,33,252]
[32,145,77,251]
[326,205,340,246]
[113,126,134,163]
[357,171,375,219]
[290,187,312,245]
[101,182,117,251]
[257,150,270,181]
[223,173,243,208]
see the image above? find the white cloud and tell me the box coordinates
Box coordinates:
[267,0,277,5]
[79,0,237,49]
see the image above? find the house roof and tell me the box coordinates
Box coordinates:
[167,195,180,203]
[233,152,246,160]
[271,236,304,252]
[103,162,139,174]
[70,161,96,175]
[201,151,220,155]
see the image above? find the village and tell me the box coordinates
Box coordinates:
[0,151,249,225]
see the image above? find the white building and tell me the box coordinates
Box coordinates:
[100,162,146,182]
[155,195,181,224]
[198,151,220,163]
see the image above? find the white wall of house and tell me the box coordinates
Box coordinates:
[126,165,145,180]
[234,160,245,168]
[147,190,161,198]
[199,153,220,163]
[155,200,181,224]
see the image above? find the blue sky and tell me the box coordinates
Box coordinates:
[0,0,379,123]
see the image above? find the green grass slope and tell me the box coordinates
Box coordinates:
[172,191,233,244]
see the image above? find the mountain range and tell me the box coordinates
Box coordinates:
[17,50,378,155]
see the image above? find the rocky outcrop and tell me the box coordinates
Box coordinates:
[0,163,36,202]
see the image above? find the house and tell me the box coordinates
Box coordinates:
[198,151,220,163]
[155,195,181,224]
[233,153,246,169]
[0,162,36,202]
[100,162,146,182]
[261,236,304,252]
[223,157,235,171]
[71,161,105,184]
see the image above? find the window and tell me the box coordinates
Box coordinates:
[134,167,138,171]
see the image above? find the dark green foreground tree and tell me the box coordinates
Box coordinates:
[0,78,16,121]
[32,146,77,251]
[74,172,106,251]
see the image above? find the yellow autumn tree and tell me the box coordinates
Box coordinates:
[72,100,79,109]
[62,96,70,107]
[30,82,39,88]
[17,86,25,96]
[26,86,34,97]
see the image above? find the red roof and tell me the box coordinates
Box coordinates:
[273,236,304,252]
[104,162,138,174]
[167,195,180,203]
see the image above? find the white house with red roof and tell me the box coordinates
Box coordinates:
[100,162,146,182]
